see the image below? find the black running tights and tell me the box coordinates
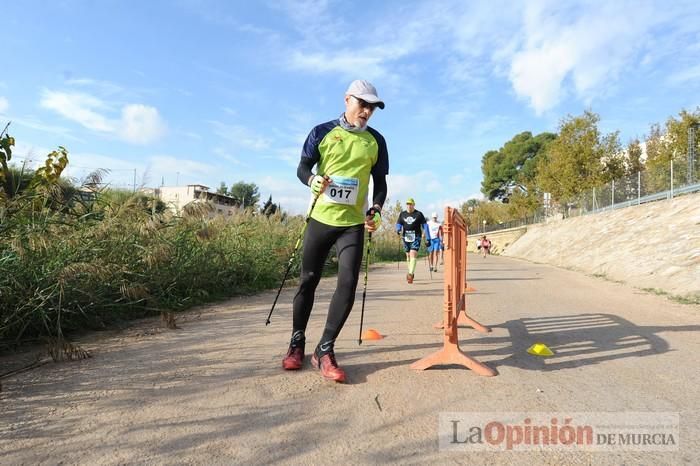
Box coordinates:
[292,218,365,346]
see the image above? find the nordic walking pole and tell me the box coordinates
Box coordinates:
[265,177,327,325]
[358,231,372,345]
[397,236,402,270]
[0,121,11,139]
[425,238,433,280]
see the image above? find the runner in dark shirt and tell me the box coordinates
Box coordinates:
[395,198,428,283]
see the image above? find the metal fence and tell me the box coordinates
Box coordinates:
[485,157,700,233]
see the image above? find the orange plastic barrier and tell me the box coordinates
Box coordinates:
[410,207,497,376]
[465,241,477,293]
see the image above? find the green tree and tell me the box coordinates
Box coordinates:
[228,181,260,209]
[216,182,228,195]
[459,198,481,231]
[505,189,541,220]
[458,199,510,233]
[625,138,644,175]
[644,108,700,191]
[536,110,622,209]
[0,124,16,200]
[260,195,279,217]
[481,131,556,201]
[666,109,700,185]
[643,123,669,192]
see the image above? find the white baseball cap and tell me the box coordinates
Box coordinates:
[346,80,385,109]
[431,212,437,218]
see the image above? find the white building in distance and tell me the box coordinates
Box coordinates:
[152,184,237,216]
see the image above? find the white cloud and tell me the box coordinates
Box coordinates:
[444,109,475,131]
[471,115,511,138]
[222,107,238,116]
[149,155,214,177]
[148,155,219,187]
[212,147,244,165]
[386,169,485,216]
[10,141,54,169]
[283,2,435,83]
[508,0,659,114]
[39,89,166,145]
[0,96,8,114]
[431,192,484,214]
[40,90,114,132]
[274,147,301,168]
[289,51,390,81]
[449,174,464,186]
[65,78,125,96]
[210,120,270,150]
[69,151,138,172]
[12,116,84,142]
[668,64,700,85]
[122,104,166,144]
[388,171,442,204]
[11,147,143,188]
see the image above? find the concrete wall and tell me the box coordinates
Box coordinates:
[467,226,528,255]
[502,193,700,299]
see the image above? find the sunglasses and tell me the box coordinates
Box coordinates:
[352,95,380,111]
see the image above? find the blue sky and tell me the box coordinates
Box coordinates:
[2,0,699,215]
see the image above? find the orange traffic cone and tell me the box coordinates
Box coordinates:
[361,328,384,340]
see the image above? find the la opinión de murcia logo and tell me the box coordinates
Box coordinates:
[439,412,679,451]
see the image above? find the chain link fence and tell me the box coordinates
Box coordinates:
[486,157,700,233]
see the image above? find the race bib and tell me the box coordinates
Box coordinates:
[404,231,416,242]
[324,176,359,205]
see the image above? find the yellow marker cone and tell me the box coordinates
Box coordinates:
[527,343,554,357]
[361,328,384,340]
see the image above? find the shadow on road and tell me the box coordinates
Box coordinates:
[467,277,541,281]
[476,313,700,371]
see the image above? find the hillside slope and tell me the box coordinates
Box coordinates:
[503,193,700,300]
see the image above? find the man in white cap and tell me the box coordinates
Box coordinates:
[426,211,443,272]
[281,80,388,383]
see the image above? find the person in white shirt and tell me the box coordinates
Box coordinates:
[426,212,443,272]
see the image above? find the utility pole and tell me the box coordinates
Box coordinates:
[670,154,674,199]
[638,171,641,204]
[611,180,615,209]
[133,168,137,193]
[689,124,698,184]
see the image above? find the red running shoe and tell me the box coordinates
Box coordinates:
[311,351,346,383]
[282,345,304,370]
[407,273,414,284]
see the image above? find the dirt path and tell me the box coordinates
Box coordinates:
[1,255,699,465]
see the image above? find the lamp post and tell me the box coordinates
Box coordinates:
[689,123,698,185]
